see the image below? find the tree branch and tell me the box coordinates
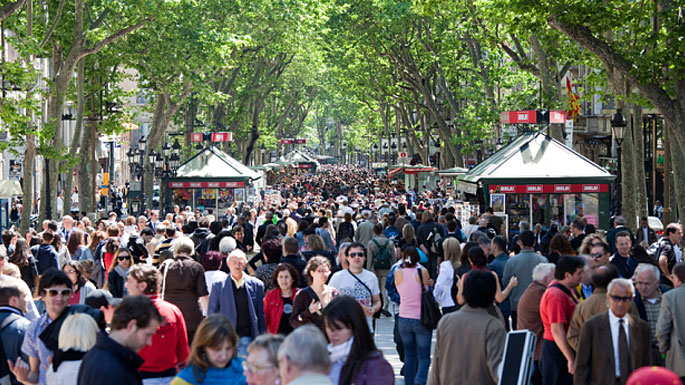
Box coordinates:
[78,19,150,60]
[0,0,27,23]
[39,0,67,49]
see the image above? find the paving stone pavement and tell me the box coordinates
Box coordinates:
[374,312,436,385]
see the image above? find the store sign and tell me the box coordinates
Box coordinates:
[489,184,608,194]
[294,139,307,144]
[190,133,203,142]
[211,132,232,142]
[168,181,245,188]
[293,164,312,168]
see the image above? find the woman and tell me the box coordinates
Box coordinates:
[433,237,461,314]
[66,229,93,261]
[324,296,394,385]
[264,263,300,335]
[295,220,309,251]
[301,234,336,267]
[336,212,355,247]
[394,245,433,385]
[398,223,417,250]
[456,247,518,313]
[63,260,96,305]
[547,233,577,264]
[172,314,247,385]
[53,233,70,269]
[106,247,131,298]
[243,335,284,385]
[254,239,282,293]
[9,238,38,291]
[46,314,99,385]
[102,236,121,273]
[291,256,338,333]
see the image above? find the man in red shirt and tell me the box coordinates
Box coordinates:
[125,264,190,384]
[539,256,585,385]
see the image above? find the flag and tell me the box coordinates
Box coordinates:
[566,76,581,119]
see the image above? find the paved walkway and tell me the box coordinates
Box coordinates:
[374,314,436,385]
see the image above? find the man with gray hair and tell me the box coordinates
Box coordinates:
[574,278,651,384]
[218,236,237,274]
[516,262,555,385]
[633,263,665,365]
[277,324,333,385]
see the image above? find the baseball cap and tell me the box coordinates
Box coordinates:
[85,289,122,309]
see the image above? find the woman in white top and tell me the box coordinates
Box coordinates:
[46,313,98,385]
[433,238,461,314]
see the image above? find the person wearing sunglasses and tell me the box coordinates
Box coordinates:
[63,260,96,306]
[106,248,132,298]
[574,278,652,384]
[10,269,73,385]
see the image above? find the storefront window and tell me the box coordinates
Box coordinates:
[506,194,530,234]
[195,188,217,212]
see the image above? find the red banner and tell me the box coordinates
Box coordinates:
[488,184,608,194]
[549,110,566,124]
[168,181,245,188]
[211,132,232,142]
[294,139,307,144]
[190,133,203,142]
[293,164,312,168]
[280,139,293,144]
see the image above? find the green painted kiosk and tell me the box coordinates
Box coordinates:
[457,132,616,236]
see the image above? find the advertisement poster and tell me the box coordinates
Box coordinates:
[491,193,505,214]
[234,188,245,202]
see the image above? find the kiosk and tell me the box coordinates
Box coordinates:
[458,132,615,237]
[166,146,261,215]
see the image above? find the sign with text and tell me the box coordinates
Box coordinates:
[168,181,245,188]
[190,132,233,142]
[488,184,609,194]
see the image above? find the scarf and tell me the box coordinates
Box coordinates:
[328,336,354,363]
[52,349,86,371]
[114,265,130,296]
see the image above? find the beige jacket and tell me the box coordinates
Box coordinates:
[657,285,685,376]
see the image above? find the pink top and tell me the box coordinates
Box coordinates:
[397,267,422,319]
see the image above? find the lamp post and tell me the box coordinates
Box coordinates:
[159,139,181,214]
[373,143,379,163]
[260,144,266,165]
[391,142,397,163]
[382,143,388,162]
[611,109,627,215]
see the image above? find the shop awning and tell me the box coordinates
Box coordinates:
[461,132,615,184]
[174,146,261,180]
[388,167,402,176]
[437,167,468,176]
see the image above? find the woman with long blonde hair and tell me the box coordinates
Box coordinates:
[433,237,462,314]
[171,314,246,385]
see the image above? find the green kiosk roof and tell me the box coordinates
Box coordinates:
[461,132,615,185]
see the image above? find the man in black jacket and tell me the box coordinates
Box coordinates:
[77,296,162,385]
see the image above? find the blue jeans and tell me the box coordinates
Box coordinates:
[237,336,253,359]
[398,316,432,385]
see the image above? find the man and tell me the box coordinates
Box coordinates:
[429,270,506,385]
[416,211,445,278]
[0,280,30,385]
[155,226,176,258]
[367,223,395,316]
[14,270,73,385]
[218,236,237,275]
[539,255,585,385]
[383,214,401,245]
[146,225,166,265]
[567,264,640,350]
[190,216,213,259]
[517,263,556,385]
[125,264,189,384]
[354,211,375,248]
[77,296,163,385]
[487,236,511,329]
[277,325,333,385]
[611,231,639,278]
[656,261,685,379]
[208,249,265,357]
[85,289,120,325]
[147,210,160,233]
[137,215,148,233]
[606,216,636,255]
[34,231,59,274]
[59,216,74,243]
[574,278,652,385]
[503,230,548,329]
[569,219,586,253]
[475,217,496,240]
[255,211,274,246]
[658,223,683,287]
[633,263,665,365]
[281,237,307,287]
[328,242,381,332]
[590,240,612,270]
[636,216,657,247]
[534,223,547,252]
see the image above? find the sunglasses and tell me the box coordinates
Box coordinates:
[348,252,364,258]
[591,253,603,259]
[47,288,73,297]
[609,295,633,303]
[118,256,131,261]
[591,243,604,247]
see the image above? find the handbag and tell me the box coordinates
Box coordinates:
[417,267,442,329]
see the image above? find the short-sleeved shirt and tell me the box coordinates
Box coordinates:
[540,281,577,341]
[21,312,53,385]
[328,269,379,331]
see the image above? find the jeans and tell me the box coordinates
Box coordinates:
[237,336,253,359]
[398,316,432,385]
[142,377,175,385]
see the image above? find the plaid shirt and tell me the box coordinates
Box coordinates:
[643,290,662,345]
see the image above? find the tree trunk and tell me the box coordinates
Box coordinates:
[620,100,637,230]
[631,104,648,218]
[20,128,35,233]
[78,101,98,221]
[64,58,85,216]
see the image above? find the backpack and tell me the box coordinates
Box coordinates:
[372,238,392,270]
[427,226,443,255]
[0,313,22,380]
[646,239,665,262]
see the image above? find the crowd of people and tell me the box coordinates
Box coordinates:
[0,164,683,385]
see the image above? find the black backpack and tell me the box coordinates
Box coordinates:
[372,239,392,270]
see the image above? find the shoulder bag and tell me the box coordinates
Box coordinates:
[417,267,441,329]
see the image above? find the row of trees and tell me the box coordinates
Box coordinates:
[0,0,682,230]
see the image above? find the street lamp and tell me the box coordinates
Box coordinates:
[260,144,266,164]
[373,143,379,163]
[391,142,397,163]
[611,109,627,215]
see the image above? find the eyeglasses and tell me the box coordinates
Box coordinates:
[348,252,364,258]
[46,288,73,297]
[609,295,633,303]
[242,361,274,374]
[591,243,604,247]
[591,253,603,259]
[118,256,131,261]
